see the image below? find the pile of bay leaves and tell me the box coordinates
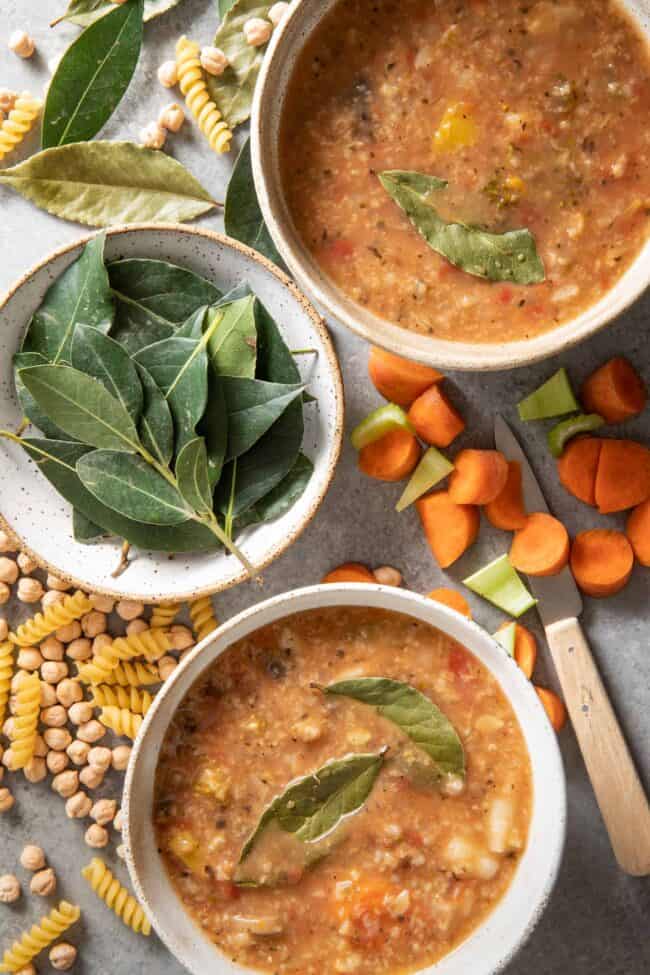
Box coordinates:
[3,234,314,572]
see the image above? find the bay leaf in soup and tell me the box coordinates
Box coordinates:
[0,142,217,227]
[71,323,143,422]
[225,138,287,269]
[222,377,305,460]
[43,0,144,148]
[13,352,74,440]
[135,363,174,467]
[207,296,258,378]
[77,449,192,525]
[21,233,114,365]
[323,678,465,779]
[175,437,213,515]
[379,170,545,284]
[60,0,182,27]
[73,508,108,543]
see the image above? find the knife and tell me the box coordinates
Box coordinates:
[495,415,650,876]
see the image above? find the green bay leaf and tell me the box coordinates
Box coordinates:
[197,363,228,489]
[77,449,191,525]
[254,295,301,384]
[225,138,287,268]
[134,335,208,453]
[207,296,257,378]
[236,452,313,530]
[59,0,182,27]
[73,508,107,543]
[222,377,304,460]
[13,352,74,440]
[175,437,213,515]
[135,363,174,467]
[71,323,143,421]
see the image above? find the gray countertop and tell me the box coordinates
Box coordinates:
[1,1,649,972]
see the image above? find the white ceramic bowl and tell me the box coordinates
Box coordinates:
[124,584,566,975]
[0,225,344,602]
[251,0,650,371]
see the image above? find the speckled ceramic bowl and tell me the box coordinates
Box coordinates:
[0,226,344,602]
[251,0,650,371]
[124,584,566,975]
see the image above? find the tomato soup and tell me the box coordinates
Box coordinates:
[154,608,532,975]
[280,0,650,344]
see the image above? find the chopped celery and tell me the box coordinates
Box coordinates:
[351,403,414,450]
[547,413,604,457]
[517,368,579,421]
[396,447,454,512]
[493,622,516,657]
[464,555,537,617]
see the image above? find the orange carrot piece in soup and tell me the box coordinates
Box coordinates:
[416,491,480,569]
[498,622,538,679]
[427,587,472,618]
[322,563,376,584]
[407,385,465,447]
[535,687,567,732]
[510,513,570,577]
[557,437,602,507]
[570,530,634,597]
[368,347,443,407]
[581,357,647,423]
[358,428,421,482]
[626,499,650,567]
[594,439,650,514]
[485,461,527,531]
[449,449,509,505]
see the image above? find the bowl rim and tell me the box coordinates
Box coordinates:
[0,223,345,603]
[123,583,567,975]
[250,0,650,371]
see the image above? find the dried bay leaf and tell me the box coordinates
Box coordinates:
[58,0,182,28]
[77,449,192,525]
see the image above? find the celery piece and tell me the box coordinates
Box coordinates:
[493,622,517,657]
[517,368,579,421]
[547,413,604,457]
[350,403,414,450]
[396,447,454,512]
[464,555,537,617]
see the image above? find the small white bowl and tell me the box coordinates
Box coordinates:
[251,0,650,371]
[124,584,566,975]
[0,225,344,602]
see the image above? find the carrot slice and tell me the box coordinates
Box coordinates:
[594,439,650,514]
[557,437,602,506]
[358,428,421,482]
[535,687,567,732]
[570,530,634,597]
[407,385,465,447]
[416,491,480,568]
[510,513,570,577]
[322,563,375,584]
[484,460,527,530]
[427,588,472,618]
[449,449,509,505]
[368,347,443,407]
[626,499,650,567]
[498,622,537,679]
[581,357,647,423]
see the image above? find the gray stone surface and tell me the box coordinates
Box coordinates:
[1,1,649,972]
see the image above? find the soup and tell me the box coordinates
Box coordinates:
[280,0,650,344]
[154,608,532,975]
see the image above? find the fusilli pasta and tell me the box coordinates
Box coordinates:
[176,36,232,154]
[81,859,150,936]
[0,92,42,163]
[0,900,80,973]
[92,685,152,715]
[76,628,172,684]
[189,596,218,642]
[97,660,160,687]
[10,590,92,647]
[0,641,14,728]
[9,670,40,770]
[150,602,180,628]
[99,706,143,740]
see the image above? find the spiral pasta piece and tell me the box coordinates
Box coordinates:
[99,706,143,740]
[81,859,150,936]
[97,660,160,687]
[189,596,219,642]
[77,628,172,684]
[176,36,232,154]
[0,92,42,163]
[0,641,14,729]
[0,900,80,973]
[10,590,92,647]
[92,685,153,715]
[9,671,40,770]
[150,602,180,628]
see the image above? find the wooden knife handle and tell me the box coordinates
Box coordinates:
[546,616,650,876]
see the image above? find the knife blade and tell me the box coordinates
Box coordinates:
[494,414,583,627]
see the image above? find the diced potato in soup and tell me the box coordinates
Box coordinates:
[154,608,532,975]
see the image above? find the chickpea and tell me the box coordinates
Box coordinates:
[8,30,35,58]
[126,618,148,636]
[0,529,15,553]
[0,874,20,903]
[87,746,111,771]
[52,770,79,798]
[0,583,10,606]
[91,633,111,655]
[79,764,104,789]
[68,701,94,726]
[243,17,273,46]
[140,122,166,150]
[49,943,77,971]
[30,867,56,897]
[111,745,131,772]
[0,788,15,812]
[14,965,36,975]
[90,798,117,826]
[157,60,178,88]
[373,565,403,587]
[85,823,109,849]
[77,720,105,744]
[56,678,83,708]
[47,573,71,592]
[33,734,47,758]
[38,684,55,710]
[46,750,69,775]
[17,578,44,603]
[116,599,144,621]
[171,625,194,651]
[158,655,177,681]
[268,2,290,26]
[113,809,123,832]
[41,705,68,728]
[24,757,47,783]
[66,637,92,661]
[16,552,38,574]
[0,556,18,584]
[81,610,106,638]
[56,620,81,643]
[66,740,90,766]
[2,748,15,770]
[158,102,185,132]
[90,593,114,613]
[44,728,72,752]
[41,636,65,661]
[41,661,69,684]
[200,46,229,76]
[42,590,65,610]
[17,648,43,671]
[65,791,92,819]
[20,844,46,871]
[0,618,7,641]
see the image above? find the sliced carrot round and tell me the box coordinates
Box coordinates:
[321,563,376,584]
[570,530,634,597]
[510,513,570,577]
[485,460,527,531]
[581,357,647,423]
[498,622,538,679]
[626,499,650,567]
[416,491,480,569]
[594,439,650,514]
[535,686,567,732]
[427,588,472,618]
[448,449,509,505]
[557,437,602,507]
[358,428,421,482]
[407,385,465,448]
[368,347,443,407]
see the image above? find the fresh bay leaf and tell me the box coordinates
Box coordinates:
[21,234,113,365]
[379,170,545,284]
[176,306,208,340]
[197,363,228,488]
[225,138,287,269]
[134,336,208,452]
[13,352,74,440]
[71,324,143,421]
[207,297,257,378]
[236,751,385,884]
[108,259,221,354]
[254,296,301,384]
[19,364,141,452]
[135,363,174,467]
[43,0,144,148]
[175,437,213,515]
[59,0,182,27]
[0,142,217,227]
[237,452,313,530]
[323,678,465,779]
[77,449,191,525]
[222,377,304,460]
[207,0,275,129]
[73,508,107,543]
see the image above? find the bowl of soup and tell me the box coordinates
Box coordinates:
[251,0,650,370]
[123,584,566,975]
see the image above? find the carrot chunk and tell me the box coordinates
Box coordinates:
[407,385,465,447]
[484,460,527,530]
[448,449,509,505]
[416,491,480,568]
[510,513,570,577]
[570,529,634,597]
[535,686,567,732]
[498,622,537,679]
[358,428,421,482]
[581,357,647,423]
[557,437,602,506]
[626,499,650,567]
[594,439,650,514]
[427,588,472,618]
[322,563,376,584]
[368,347,443,407]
